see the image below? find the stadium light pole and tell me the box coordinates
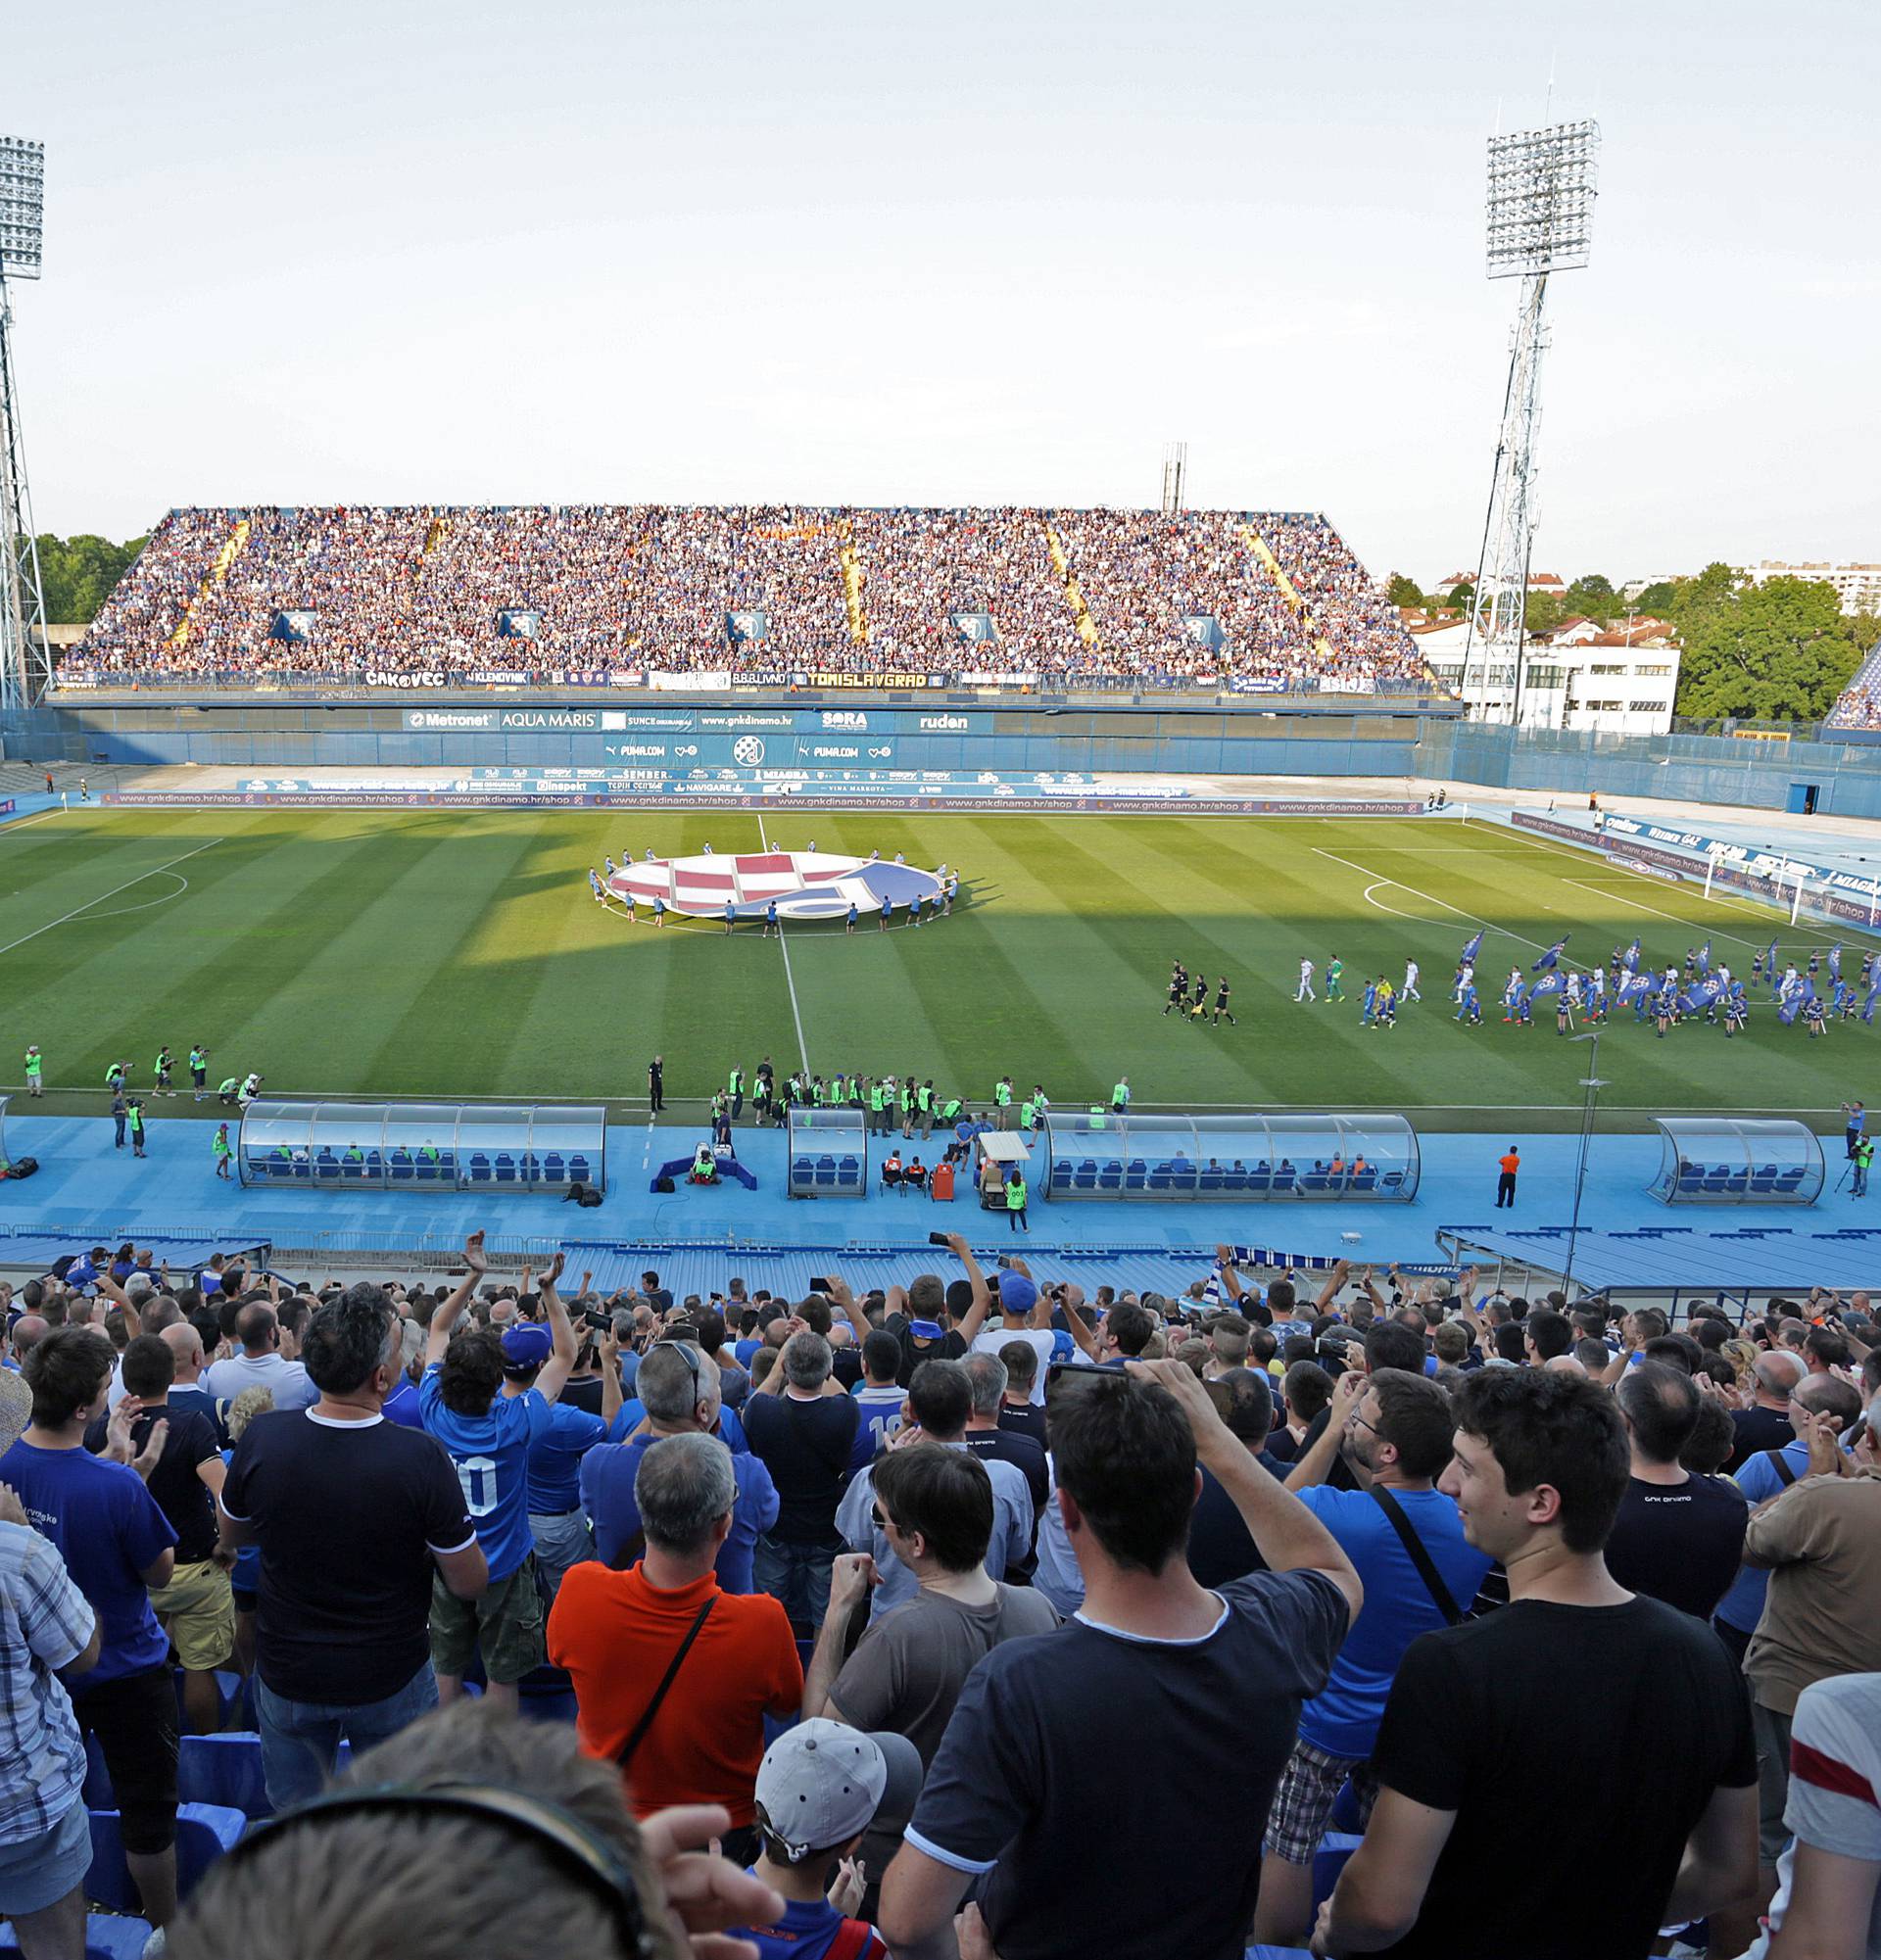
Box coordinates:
[1460,120,1600,726]
[0,135,48,711]
[1562,1023,1608,1299]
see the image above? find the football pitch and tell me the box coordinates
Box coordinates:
[0,806,1867,1133]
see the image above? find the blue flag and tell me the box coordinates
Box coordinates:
[1679,978,1722,1014]
[1460,928,1484,965]
[1762,937,1779,979]
[1532,934,1568,972]
[1830,944,1843,980]
[1865,981,1880,1025]
[1621,937,1641,974]
[1530,972,1565,999]
[1617,974,1655,1005]
[1779,991,1805,1027]
[1696,940,1712,975]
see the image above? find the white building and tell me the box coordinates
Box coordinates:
[1747,561,1881,617]
[1408,616,1680,736]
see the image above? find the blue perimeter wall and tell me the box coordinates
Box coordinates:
[8,698,1881,816]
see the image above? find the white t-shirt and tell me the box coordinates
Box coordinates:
[972,1326,1058,1405]
[205,1350,316,1413]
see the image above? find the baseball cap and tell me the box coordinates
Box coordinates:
[997,1271,1037,1316]
[501,1322,554,1369]
[754,1719,924,1861]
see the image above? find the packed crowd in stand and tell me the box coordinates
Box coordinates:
[1826,651,1881,731]
[63,505,1431,692]
[5,1231,1881,1959]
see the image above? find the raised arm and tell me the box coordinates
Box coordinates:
[1128,1358,1362,1622]
[1313,1259,1351,1315]
[93,1268,141,1337]
[825,1275,872,1348]
[1215,1246,1246,1307]
[947,1233,993,1343]
[533,1254,576,1404]
[1285,1371,1367,1492]
[425,1231,488,1369]
[598,1325,624,1427]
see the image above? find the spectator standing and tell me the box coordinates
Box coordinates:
[0,1485,100,1960]
[1755,1670,1881,1959]
[1712,1373,1864,1665]
[878,1359,1360,1960]
[502,1320,619,1601]
[550,1432,801,1862]
[805,1446,1059,1887]
[1,1329,180,1933]
[1600,1360,1749,1620]
[850,1329,908,1465]
[1254,1369,1491,1946]
[838,1361,1033,1621]
[1183,1368,1294,1589]
[960,1352,1048,1554]
[1726,1352,1807,1472]
[1738,1396,1881,1927]
[732,1721,923,1960]
[743,1331,860,1625]
[968,1270,1055,1402]
[204,1302,316,1414]
[579,1342,779,1592]
[110,1335,236,1736]
[995,1341,1048,1447]
[419,1245,575,1710]
[217,1282,487,1810]
[1314,1369,1758,1960]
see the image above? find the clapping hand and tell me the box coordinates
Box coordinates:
[638,1803,784,1960]
[826,1855,866,1919]
[461,1230,488,1276]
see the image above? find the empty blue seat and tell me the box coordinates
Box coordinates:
[1051,1162,1074,1187]
[1097,1167,1123,1190]
[544,1152,566,1181]
[178,1729,353,1818]
[567,1155,591,1181]
[1073,1169,1098,1191]
[468,1153,493,1183]
[1125,1167,1147,1190]
[494,1153,517,1184]
[87,1803,246,1909]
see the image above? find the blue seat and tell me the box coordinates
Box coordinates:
[314,1148,338,1176]
[1199,1171,1225,1192]
[816,1164,838,1188]
[1724,1171,1750,1194]
[87,1803,246,1909]
[494,1152,517,1184]
[1221,1169,1247,1192]
[1301,1173,1329,1193]
[544,1152,566,1182]
[567,1155,591,1181]
[364,1150,383,1175]
[837,1156,861,1189]
[1775,1169,1806,1190]
[1351,1170,1377,1193]
[517,1153,540,1185]
[1379,1171,1404,1195]
[389,1150,413,1181]
[1073,1169,1097,1191]
[178,1730,352,1819]
[1244,1171,1273,1192]
[1097,1166,1123,1191]
[1125,1167,1147,1191]
[468,1153,493,1183]
[0,1914,153,1960]
[1051,1162,1074,1188]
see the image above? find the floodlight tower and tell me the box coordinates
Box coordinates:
[0,136,48,710]
[1160,441,1187,515]
[1459,120,1599,723]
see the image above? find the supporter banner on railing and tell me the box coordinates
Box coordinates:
[795,671,950,691]
[650,670,729,692]
[1229,677,1296,693]
[1581,811,1881,899]
[53,670,97,688]
[465,670,532,687]
[0,799,15,815]
[366,670,448,689]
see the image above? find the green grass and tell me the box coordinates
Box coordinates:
[0,807,1867,1132]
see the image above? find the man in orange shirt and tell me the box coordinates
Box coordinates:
[549,1430,800,1863]
[1496,1145,1520,1210]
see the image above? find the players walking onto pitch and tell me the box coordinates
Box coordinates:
[1296,956,1315,1002]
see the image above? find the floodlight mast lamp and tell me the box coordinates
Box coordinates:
[1460,120,1600,726]
[0,135,49,712]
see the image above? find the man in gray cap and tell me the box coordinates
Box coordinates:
[731,1717,924,1958]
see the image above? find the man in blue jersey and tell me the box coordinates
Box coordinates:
[506,1320,623,1601]
[420,1237,577,1711]
[1253,1369,1492,1946]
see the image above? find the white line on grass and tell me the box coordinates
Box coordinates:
[0,837,225,960]
[1312,847,1550,953]
[0,808,72,837]
[758,820,812,1076]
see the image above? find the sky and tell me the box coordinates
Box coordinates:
[6,0,1878,588]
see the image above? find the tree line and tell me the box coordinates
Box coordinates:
[1387,564,1880,723]
[33,532,148,626]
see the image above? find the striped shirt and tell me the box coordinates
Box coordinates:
[0,1522,94,1844]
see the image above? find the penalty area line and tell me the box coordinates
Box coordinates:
[0,837,225,960]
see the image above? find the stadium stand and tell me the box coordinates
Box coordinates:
[1827,649,1881,730]
[60,504,1433,691]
